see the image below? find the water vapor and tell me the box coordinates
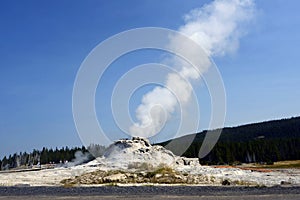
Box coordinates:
[130,0,256,137]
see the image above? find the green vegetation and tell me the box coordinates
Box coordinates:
[60,166,189,185]
[0,144,105,170]
[1,116,300,170]
[253,160,300,169]
[159,116,300,165]
[145,165,175,178]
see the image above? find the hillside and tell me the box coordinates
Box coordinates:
[159,117,300,165]
[1,116,300,170]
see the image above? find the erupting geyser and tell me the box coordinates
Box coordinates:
[130,0,256,138]
[93,137,200,170]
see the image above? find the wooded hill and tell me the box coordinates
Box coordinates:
[159,117,300,165]
[1,116,300,170]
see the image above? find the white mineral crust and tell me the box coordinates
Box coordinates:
[0,137,299,186]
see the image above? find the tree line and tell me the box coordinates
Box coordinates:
[1,116,300,170]
[0,144,106,171]
[160,116,300,165]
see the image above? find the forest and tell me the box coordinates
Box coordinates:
[160,116,300,165]
[1,116,300,170]
[0,144,105,170]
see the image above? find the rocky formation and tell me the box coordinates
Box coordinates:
[61,137,209,186]
[1,137,300,186]
[61,167,217,186]
[60,137,300,187]
[95,137,200,170]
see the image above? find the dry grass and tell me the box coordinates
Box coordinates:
[60,165,191,185]
[145,165,175,179]
[249,160,300,169]
[220,160,300,171]
[62,182,76,188]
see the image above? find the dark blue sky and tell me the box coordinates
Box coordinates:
[1,0,300,158]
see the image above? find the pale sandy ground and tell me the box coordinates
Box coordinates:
[0,162,300,187]
[0,167,93,186]
[1,139,299,187]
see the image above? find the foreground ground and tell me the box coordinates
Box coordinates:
[0,186,299,200]
[1,138,299,187]
[0,195,299,200]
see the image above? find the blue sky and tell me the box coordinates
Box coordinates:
[0,0,300,158]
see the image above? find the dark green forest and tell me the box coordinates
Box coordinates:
[160,117,300,165]
[1,116,300,170]
[0,144,105,170]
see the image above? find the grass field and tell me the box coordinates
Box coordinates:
[244,160,300,169]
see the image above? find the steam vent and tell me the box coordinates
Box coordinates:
[100,137,200,169]
[62,137,300,186]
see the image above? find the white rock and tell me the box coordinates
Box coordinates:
[103,173,126,182]
[99,137,198,169]
[1,137,300,187]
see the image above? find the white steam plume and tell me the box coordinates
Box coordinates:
[130,0,255,137]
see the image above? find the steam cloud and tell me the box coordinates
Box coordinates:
[130,0,256,137]
[66,151,91,167]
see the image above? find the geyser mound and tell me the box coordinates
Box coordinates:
[94,137,200,170]
[62,138,300,186]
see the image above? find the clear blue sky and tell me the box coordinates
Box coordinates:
[0,0,300,158]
